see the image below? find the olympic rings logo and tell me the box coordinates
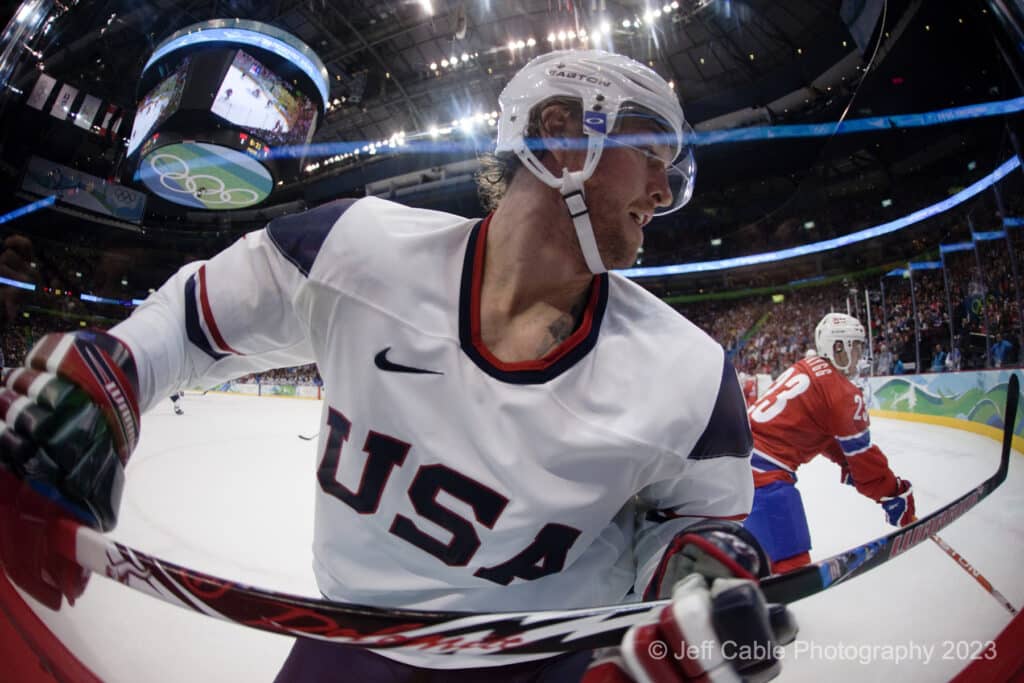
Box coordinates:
[148,153,261,206]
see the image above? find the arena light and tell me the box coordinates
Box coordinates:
[0,276,34,291]
[619,156,1022,278]
[691,95,1024,146]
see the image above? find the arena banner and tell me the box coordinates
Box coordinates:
[296,385,321,399]
[264,383,297,397]
[22,156,147,223]
[212,381,320,399]
[867,370,1023,449]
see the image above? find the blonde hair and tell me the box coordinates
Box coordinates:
[474,97,582,212]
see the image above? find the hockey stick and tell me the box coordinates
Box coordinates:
[297,432,318,441]
[930,534,1018,615]
[18,375,1024,658]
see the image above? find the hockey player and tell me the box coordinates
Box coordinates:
[743,313,916,574]
[0,49,793,682]
[169,391,183,415]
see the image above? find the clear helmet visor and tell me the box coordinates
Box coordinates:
[661,147,696,215]
[603,122,696,216]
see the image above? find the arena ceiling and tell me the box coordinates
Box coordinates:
[0,0,1020,290]
[18,0,846,142]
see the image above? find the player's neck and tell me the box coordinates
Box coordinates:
[476,176,596,362]
[484,175,594,315]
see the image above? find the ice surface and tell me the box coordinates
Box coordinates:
[17,393,1024,681]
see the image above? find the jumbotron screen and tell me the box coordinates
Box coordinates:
[210,49,317,148]
[126,57,190,157]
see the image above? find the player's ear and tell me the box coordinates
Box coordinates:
[538,103,583,170]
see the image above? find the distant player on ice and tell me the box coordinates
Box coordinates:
[743,313,916,574]
[2,49,795,682]
[169,391,183,415]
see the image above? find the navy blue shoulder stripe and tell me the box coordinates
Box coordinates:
[687,360,753,461]
[184,273,228,361]
[266,198,359,277]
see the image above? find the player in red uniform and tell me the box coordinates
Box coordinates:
[743,313,916,573]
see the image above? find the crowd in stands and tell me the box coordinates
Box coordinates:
[675,228,1023,377]
[679,284,860,378]
[234,366,322,386]
[4,208,1023,382]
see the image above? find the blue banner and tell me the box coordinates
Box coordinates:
[939,242,974,255]
[972,230,1007,241]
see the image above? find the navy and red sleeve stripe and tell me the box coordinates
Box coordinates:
[686,360,753,461]
[184,198,358,361]
[185,266,239,361]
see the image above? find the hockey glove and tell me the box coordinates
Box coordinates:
[0,331,140,608]
[583,523,797,683]
[880,478,915,527]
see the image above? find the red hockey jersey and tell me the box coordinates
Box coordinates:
[747,355,899,501]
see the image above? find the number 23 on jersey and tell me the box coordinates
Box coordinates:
[749,367,811,423]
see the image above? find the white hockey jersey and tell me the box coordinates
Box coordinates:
[112,197,753,668]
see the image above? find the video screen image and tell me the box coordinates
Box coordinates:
[126,57,190,156]
[211,49,317,148]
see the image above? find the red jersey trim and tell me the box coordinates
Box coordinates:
[457,216,608,384]
[198,265,243,356]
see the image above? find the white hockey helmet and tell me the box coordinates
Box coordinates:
[495,49,695,273]
[815,313,866,374]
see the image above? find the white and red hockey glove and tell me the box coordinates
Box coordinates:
[0,330,140,608]
[880,478,915,527]
[582,522,797,683]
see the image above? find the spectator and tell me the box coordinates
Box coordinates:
[945,338,963,372]
[991,333,1014,367]
[874,343,893,376]
[930,344,947,373]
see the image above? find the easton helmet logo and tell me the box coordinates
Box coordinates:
[545,68,612,88]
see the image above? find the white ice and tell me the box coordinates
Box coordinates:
[211,66,290,134]
[17,393,1024,681]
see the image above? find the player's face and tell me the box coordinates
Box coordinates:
[834,340,864,375]
[583,118,675,269]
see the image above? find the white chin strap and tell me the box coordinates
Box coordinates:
[512,128,609,275]
[559,169,607,275]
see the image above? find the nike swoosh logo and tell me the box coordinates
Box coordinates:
[374,347,443,375]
